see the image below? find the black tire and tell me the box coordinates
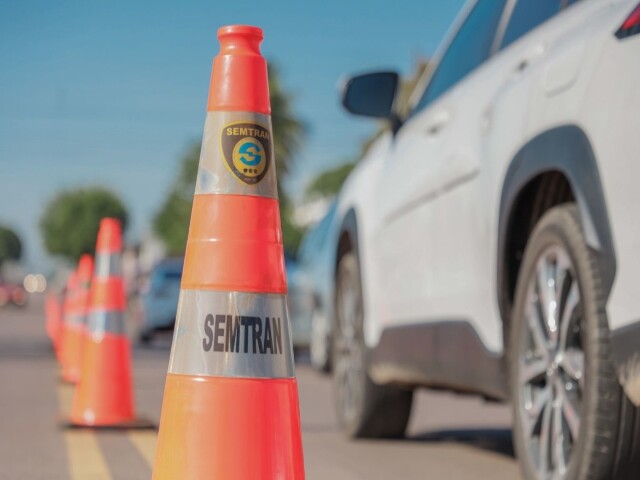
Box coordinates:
[510,204,640,480]
[333,252,413,438]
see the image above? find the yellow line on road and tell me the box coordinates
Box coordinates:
[64,430,112,480]
[57,384,112,480]
[128,430,157,467]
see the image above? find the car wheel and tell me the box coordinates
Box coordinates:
[510,204,640,480]
[310,307,331,373]
[333,251,413,438]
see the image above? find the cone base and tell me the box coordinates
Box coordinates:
[60,368,81,384]
[153,373,305,480]
[61,416,155,430]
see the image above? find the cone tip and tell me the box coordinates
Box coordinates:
[97,217,123,253]
[99,217,122,239]
[208,24,270,114]
[100,217,121,231]
[77,254,94,281]
[217,25,263,40]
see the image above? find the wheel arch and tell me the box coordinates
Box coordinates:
[332,207,360,332]
[333,207,370,341]
[497,125,616,338]
[335,208,360,278]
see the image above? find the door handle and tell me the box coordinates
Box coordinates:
[515,59,529,73]
[513,44,546,76]
[425,109,451,136]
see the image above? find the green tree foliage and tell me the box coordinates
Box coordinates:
[0,225,22,266]
[40,187,128,262]
[153,143,200,256]
[269,64,304,179]
[280,200,305,256]
[305,161,356,199]
[153,64,305,255]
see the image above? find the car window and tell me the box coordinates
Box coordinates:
[500,0,563,49]
[150,271,165,290]
[414,0,507,111]
[150,265,181,288]
[162,271,182,281]
[315,203,337,246]
[298,228,317,261]
[298,203,337,261]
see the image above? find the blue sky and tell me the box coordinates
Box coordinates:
[0,0,465,269]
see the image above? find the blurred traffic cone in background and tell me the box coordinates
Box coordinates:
[68,218,140,427]
[60,254,93,383]
[45,293,55,342]
[152,25,305,479]
[60,271,79,379]
[45,292,64,359]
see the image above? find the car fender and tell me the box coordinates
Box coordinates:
[333,133,393,349]
[498,125,616,315]
[496,125,640,401]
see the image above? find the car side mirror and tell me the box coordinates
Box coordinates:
[341,71,400,125]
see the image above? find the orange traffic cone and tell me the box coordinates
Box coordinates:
[152,25,305,479]
[61,254,93,383]
[68,218,144,427]
[45,292,64,358]
[58,272,76,372]
[45,293,55,342]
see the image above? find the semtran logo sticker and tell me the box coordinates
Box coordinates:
[221,122,272,185]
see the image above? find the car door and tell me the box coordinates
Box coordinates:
[373,0,509,345]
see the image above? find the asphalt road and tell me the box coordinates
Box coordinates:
[0,295,521,479]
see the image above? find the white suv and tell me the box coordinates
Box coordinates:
[332,1,640,479]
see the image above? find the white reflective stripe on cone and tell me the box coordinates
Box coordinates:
[168,290,295,379]
[94,253,122,278]
[87,310,125,335]
[195,111,278,199]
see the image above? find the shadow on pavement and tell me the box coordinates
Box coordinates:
[408,428,514,458]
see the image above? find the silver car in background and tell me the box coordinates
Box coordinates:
[289,202,340,371]
[137,257,183,344]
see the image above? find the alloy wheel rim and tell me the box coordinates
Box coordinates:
[518,245,584,479]
[335,265,364,425]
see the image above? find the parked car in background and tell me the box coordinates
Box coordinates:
[137,253,308,348]
[0,281,27,308]
[137,258,183,343]
[334,1,640,479]
[292,202,340,371]
[285,251,311,353]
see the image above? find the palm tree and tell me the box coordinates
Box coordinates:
[269,64,305,180]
